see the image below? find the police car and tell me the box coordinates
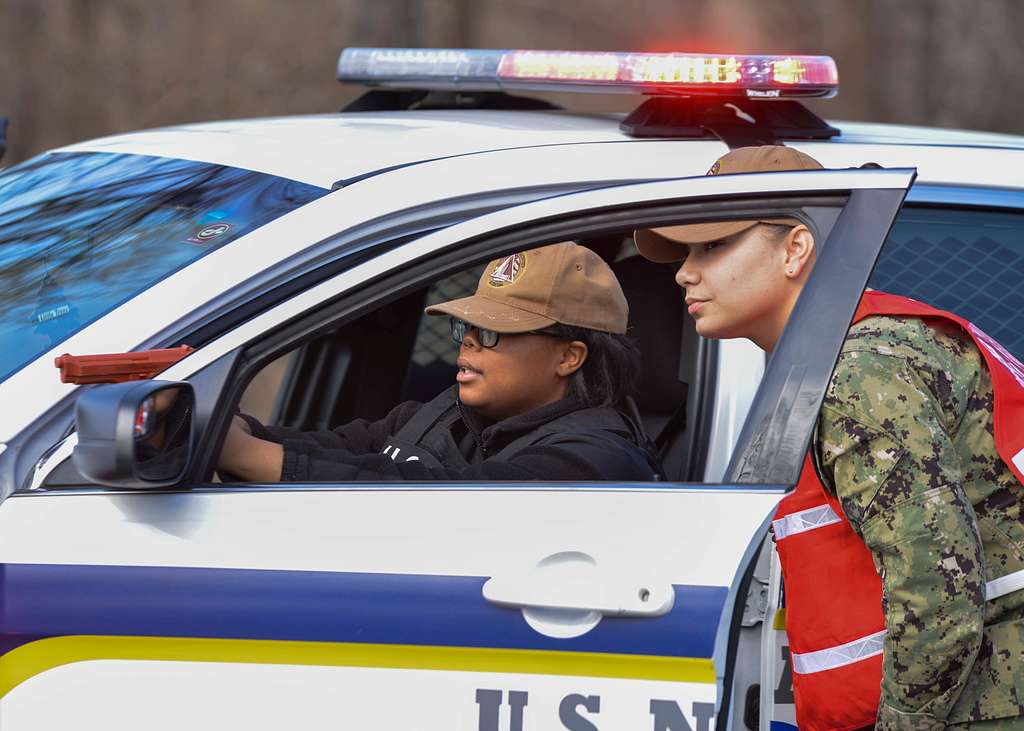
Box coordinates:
[0,48,1022,730]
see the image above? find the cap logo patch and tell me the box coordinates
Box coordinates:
[488,253,527,288]
[707,160,722,176]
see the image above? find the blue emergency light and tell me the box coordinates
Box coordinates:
[337,48,838,99]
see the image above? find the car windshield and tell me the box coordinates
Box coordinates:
[0,151,327,383]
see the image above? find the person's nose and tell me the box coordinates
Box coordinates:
[675,260,699,288]
[461,327,482,351]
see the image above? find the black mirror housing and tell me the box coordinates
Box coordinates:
[74,380,195,488]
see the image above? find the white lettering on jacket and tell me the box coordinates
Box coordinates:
[381,444,421,462]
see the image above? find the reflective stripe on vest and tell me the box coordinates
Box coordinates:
[1014,446,1024,477]
[789,569,1024,677]
[791,629,886,674]
[772,503,842,540]
[987,567,1024,601]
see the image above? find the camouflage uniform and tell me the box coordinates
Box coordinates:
[816,314,1024,730]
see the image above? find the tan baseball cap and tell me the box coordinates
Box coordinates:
[425,241,628,335]
[635,145,825,263]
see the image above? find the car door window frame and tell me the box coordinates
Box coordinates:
[165,169,913,488]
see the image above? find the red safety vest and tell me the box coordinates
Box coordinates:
[773,290,1024,731]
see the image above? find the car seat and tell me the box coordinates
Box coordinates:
[610,250,704,481]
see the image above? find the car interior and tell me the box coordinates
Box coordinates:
[236,235,710,483]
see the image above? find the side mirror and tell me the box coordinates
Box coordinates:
[73,381,195,488]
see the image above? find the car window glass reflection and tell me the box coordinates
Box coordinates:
[0,151,327,383]
[871,207,1024,361]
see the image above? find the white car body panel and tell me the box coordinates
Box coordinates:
[0,480,779,727]
[0,487,778,582]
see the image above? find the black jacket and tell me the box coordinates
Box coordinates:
[243,386,659,482]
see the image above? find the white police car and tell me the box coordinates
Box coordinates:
[0,49,1022,731]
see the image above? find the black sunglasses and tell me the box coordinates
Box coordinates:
[449,318,561,349]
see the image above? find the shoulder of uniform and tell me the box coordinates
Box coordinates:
[837,314,985,400]
[844,314,929,353]
[844,314,975,360]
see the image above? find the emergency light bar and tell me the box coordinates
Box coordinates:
[338,48,838,99]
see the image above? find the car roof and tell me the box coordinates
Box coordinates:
[56,111,629,188]
[828,120,1024,149]
[55,109,1024,190]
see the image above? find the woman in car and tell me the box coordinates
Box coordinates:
[217,241,658,482]
[634,146,1024,731]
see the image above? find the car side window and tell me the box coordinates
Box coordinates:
[231,239,700,483]
[870,207,1024,360]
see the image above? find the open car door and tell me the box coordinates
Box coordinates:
[712,173,920,731]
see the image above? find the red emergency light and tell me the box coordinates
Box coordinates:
[338,48,838,99]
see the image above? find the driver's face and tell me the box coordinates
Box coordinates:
[455,328,570,421]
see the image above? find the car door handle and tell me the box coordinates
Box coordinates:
[482,550,675,617]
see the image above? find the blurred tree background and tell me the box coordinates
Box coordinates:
[2,0,1022,164]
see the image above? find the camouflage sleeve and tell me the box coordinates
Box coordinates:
[817,348,987,731]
